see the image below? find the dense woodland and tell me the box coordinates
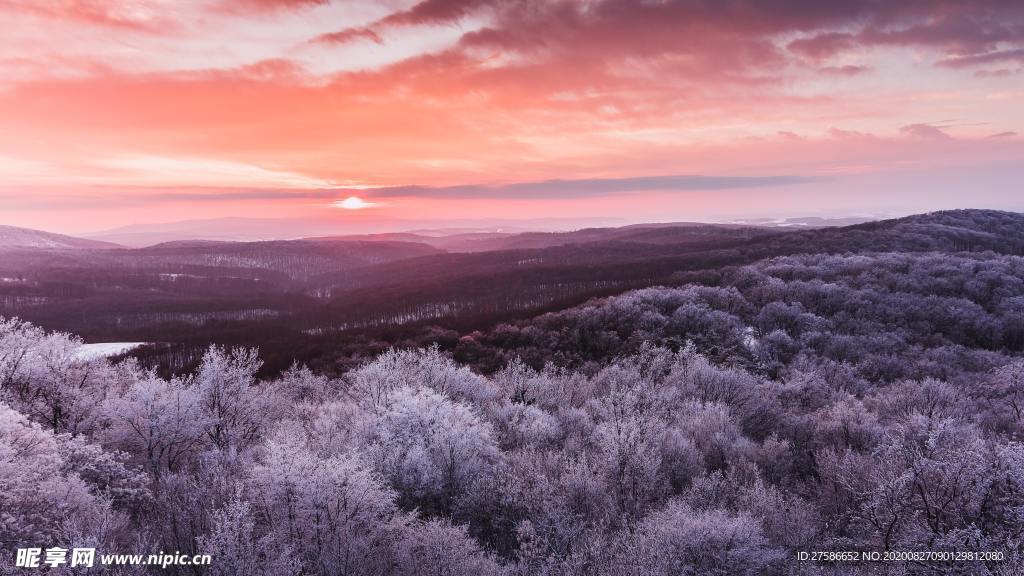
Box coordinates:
[2,210,1024,574]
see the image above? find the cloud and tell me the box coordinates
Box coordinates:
[788,33,858,61]
[99,155,336,188]
[316,0,490,44]
[314,27,383,45]
[900,123,953,140]
[300,0,1024,124]
[938,48,1024,68]
[818,65,870,76]
[378,0,489,27]
[353,174,818,200]
[974,68,1021,78]
[226,0,327,9]
[0,0,180,31]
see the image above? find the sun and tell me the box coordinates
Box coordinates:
[333,196,377,210]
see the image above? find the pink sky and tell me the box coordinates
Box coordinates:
[1,0,1023,234]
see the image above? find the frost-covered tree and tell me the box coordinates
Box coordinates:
[0,402,110,545]
[362,386,499,515]
[978,360,1024,438]
[201,492,300,576]
[57,434,151,514]
[603,499,784,576]
[104,373,205,482]
[1,325,126,435]
[194,346,281,451]
[350,346,499,410]
[394,518,508,576]
[248,428,401,576]
[0,317,43,390]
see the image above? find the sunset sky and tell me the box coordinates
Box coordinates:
[1,0,1023,234]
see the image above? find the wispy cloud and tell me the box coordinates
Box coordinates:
[352,175,819,199]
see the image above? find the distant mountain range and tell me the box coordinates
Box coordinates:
[1,214,880,249]
[0,225,121,250]
[0,211,1003,257]
[80,216,628,247]
[307,222,779,253]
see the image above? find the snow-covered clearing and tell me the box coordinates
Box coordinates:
[73,342,148,361]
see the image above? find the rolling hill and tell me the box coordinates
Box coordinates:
[0,225,121,250]
[2,209,1023,375]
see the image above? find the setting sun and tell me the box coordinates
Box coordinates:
[333,196,377,210]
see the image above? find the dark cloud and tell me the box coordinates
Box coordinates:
[225,0,327,11]
[819,65,870,76]
[355,174,818,200]
[788,32,858,61]
[974,68,1020,77]
[378,0,490,27]
[316,0,488,44]
[900,123,953,140]
[314,0,1024,82]
[314,27,382,45]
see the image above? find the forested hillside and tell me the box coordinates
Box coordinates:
[6,210,1023,377]
[2,209,1024,574]
[456,251,1024,379]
